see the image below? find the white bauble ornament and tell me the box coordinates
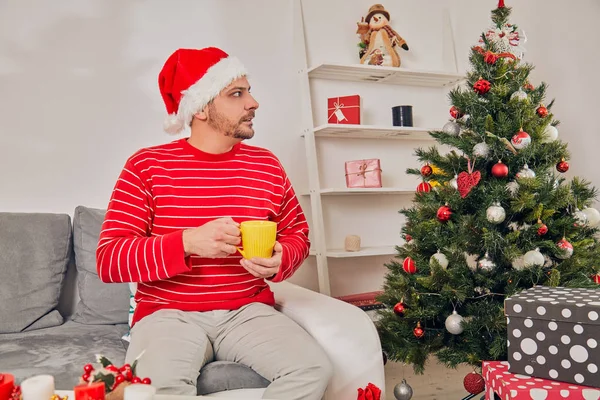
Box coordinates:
[582,207,600,227]
[523,248,544,268]
[510,89,528,102]
[445,311,464,335]
[473,142,490,158]
[430,250,449,269]
[516,164,536,179]
[477,252,496,271]
[510,130,531,150]
[573,208,588,227]
[442,121,461,136]
[556,238,574,259]
[486,202,506,224]
[449,174,458,190]
[512,255,525,270]
[506,181,519,197]
[464,253,478,271]
[541,125,559,143]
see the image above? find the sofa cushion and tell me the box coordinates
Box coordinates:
[197,361,270,395]
[71,206,130,325]
[0,321,129,389]
[0,212,71,333]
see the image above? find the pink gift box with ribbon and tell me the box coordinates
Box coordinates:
[345,159,382,188]
[327,95,361,124]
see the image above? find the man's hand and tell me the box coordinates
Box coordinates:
[240,241,282,279]
[182,217,241,258]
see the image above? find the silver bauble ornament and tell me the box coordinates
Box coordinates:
[473,142,490,158]
[510,89,528,102]
[523,248,544,268]
[394,379,413,400]
[573,208,588,227]
[541,125,558,143]
[477,252,496,271]
[445,310,464,335]
[516,164,536,179]
[430,250,449,269]
[450,174,458,189]
[442,121,461,136]
[582,207,600,227]
[486,202,506,224]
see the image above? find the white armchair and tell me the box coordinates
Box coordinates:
[205,281,386,399]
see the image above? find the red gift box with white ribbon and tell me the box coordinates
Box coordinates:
[327,95,361,124]
[483,361,600,400]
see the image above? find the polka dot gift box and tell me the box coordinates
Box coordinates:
[504,285,600,388]
[482,361,600,400]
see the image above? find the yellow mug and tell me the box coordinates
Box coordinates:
[237,220,277,259]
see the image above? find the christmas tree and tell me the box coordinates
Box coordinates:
[377,0,600,375]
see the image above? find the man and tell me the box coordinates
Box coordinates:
[96,47,332,400]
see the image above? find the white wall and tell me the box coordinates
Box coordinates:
[1,0,599,297]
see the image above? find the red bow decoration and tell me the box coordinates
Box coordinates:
[457,157,481,198]
[357,383,382,400]
[472,46,517,61]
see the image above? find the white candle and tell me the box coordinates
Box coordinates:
[20,375,55,400]
[124,384,156,400]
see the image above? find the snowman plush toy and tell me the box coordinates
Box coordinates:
[357,4,409,67]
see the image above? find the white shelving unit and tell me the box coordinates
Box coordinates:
[294,0,463,296]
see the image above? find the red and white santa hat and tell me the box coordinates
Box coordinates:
[158,47,248,134]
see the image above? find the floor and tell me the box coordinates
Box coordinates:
[384,358,475,400]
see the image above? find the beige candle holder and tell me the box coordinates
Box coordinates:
[344,235,361,252]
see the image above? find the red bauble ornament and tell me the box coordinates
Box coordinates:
[413,322,425,339]
[463,372,485,394]
[593,273,600,284]
[417,182,432,193]
[491,161,509,178]
[437,205,452,222]
[556,158,569,173]
[403,257,417,274]
[523,82,535,91]
[393,302,406,316]
[484,51,498,64]
[405,234,412,242]
[450,106,464,119]
[537,105,549,117]
[421,164,433,177]
[537,223,548,236]
[473,78,491,95]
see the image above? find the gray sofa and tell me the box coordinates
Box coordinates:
[0,206,387,399]
[0,206,270,394]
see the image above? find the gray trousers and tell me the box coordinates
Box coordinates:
[125,302,333,400]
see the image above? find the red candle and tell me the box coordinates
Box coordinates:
[0,374,15,400]
[74,381,105,400]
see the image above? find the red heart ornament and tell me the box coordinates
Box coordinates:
[457,170,481,198]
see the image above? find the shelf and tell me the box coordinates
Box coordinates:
[310,245,398,258]
[317,187,414,195]
[311,124,436,140]
[307,63,464,87]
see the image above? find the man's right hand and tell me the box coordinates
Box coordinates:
[182,217,241,258]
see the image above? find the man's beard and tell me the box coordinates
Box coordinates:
[207,104,255,140]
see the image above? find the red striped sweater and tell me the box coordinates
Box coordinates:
[96,138,310,326]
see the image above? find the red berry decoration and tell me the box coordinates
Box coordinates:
[142,378,152,385]
[403,257,417,274]
[421,164,433,177]
[81,373,90,382]
[413,322,425,339]
[593,273,600,284]
[450,106,464,119]
[463,372,485,394]
[473,78,491,95]
[131,376,142,384]
[483,51,498,64]
[437,205,452,222]
[393,302,406,316]
[83,364,94,374]
[417,182,431,193]
[556,158,569,173]
[536,104,549,117]
[115,375,125,385]
[491,160,509,178]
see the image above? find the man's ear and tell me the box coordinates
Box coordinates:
[194,107,208,121]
